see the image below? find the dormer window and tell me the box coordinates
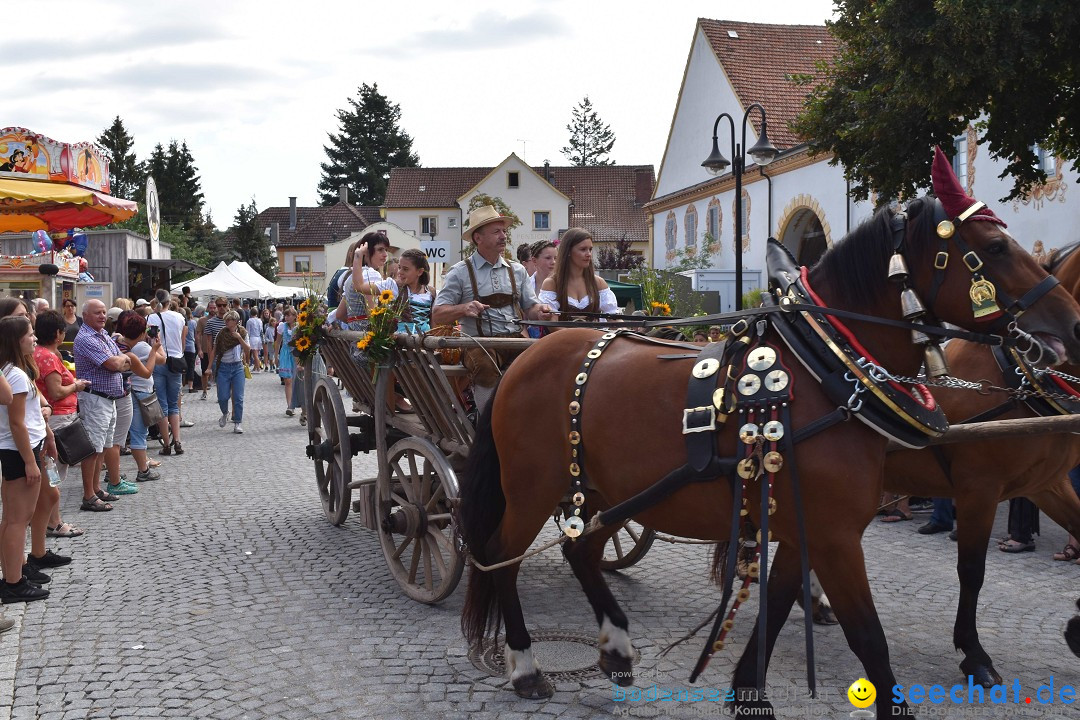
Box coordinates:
[508,172,520,188]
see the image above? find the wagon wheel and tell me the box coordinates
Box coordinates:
[376,437,464,603]
[309,377,351,526]
[601,521,656,571]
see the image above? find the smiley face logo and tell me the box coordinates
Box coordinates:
[847,678,876,709]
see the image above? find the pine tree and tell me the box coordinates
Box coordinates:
[318,83,419,206]
[139,141,205,230]
[561,96,616,166]
[231,199,276,281]
[96,116,139,200]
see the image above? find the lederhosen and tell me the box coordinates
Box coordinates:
[462,259,526,386]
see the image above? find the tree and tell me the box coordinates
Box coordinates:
[318,83,419,206]
[231,199,276,281]
[139,141,205,229]
[596,233,644,270]
[97,116,139,200]
[794,0,1080,201]
[110,207,217,282]
[561,96,615,166]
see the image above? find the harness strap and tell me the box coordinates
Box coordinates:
[683,341,734,473]
[791,407,851,444]
[1006,274,1060,316]
[782,403,817,697]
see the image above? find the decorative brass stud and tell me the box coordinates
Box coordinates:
[738,423,759,444]
[569,401,580,415]
[564,515,585,538]
[572,492,585,506]
[737,375,762,396]
[747,347,777,371]
[936,219,955,239]
[763,451,783,473]
[602,332,617,340]
[737,458,757,480]
[712,640,725,652]
[762,420,784,441]
[692,358,720,378]
[575,372,588,386]
[573,507,581,516]
[768,497,777,515]
[748,562,760,579]
[764,370,789,392]
[721,619,734,632]
[755,530,773,544]
[587,349,602,359]
[712,388,726,410]
[569,463,581,476]
[569,431,581,444]
[736,588,751,603]
[740,508,749,517]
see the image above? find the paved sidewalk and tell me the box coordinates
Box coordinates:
[0,370,1077,719]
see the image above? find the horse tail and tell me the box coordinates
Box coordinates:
[709,541,729,586]
[1066,597,1080,657]
[460,382,505,648]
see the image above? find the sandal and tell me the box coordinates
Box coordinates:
[47,522,85,537]
[1054,543,1080,561]
[147,459,162,468]
[880,508,912,523]
[80,496,113,512]
[999,539,1036,553]
[96,489,120,502]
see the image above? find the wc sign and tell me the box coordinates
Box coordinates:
[420,239,453,261]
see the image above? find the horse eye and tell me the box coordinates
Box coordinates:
[985,241,1006,256]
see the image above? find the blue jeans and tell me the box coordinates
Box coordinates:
[930,498,955,529]
[153,364,182,416]
[216,362,245,423]
[128,390,154,450]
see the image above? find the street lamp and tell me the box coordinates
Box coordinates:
[701,102,779,310]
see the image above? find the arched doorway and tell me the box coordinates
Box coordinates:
[779,207,827,266]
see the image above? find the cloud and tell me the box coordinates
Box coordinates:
[41,61,271,93]
[366,9,569,58]
[0,22,229,66]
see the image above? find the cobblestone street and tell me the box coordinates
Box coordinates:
[0,371,1077,719]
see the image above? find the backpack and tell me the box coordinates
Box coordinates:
[326,267,349,307]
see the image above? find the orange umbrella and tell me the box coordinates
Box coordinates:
[0,177,137,233]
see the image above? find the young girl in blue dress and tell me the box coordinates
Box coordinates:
[395,249,434,334]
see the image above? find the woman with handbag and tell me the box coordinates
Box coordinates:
[33,311,88,538]
[117,312,166,483]
[146,290,188,456]
[214,311,249,434]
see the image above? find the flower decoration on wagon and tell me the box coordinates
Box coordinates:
[288,294,327,364]
[650,301,672,316]
[355,288,407,371]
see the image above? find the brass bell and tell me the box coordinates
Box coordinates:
[887,253,909,283]
[924,343,950,378]
[900,288,927,320]
[911,328,931,346]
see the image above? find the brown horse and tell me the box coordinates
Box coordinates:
[458,196,1080,718]
[884,242,1080,688]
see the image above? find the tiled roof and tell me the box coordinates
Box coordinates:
[698,19,837,148]
[384,164,656,244]
[383,167,491,208]
[246,201,381,248]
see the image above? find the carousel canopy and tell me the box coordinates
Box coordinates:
[0,177,137,232]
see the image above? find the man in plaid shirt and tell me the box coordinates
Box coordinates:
[73,300,131,512]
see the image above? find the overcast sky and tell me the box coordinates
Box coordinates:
[8,0,837,225]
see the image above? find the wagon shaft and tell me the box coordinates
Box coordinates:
[887,413,1080,451]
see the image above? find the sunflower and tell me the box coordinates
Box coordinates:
[295,336,311,352]
[379,289,395,304]
[297,311,309,325]
[370,306,385,317]
[651,301,672,315]
[356,331,375,350]
[299,300,309,311]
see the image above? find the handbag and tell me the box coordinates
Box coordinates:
[157,312,187,373]
[138,392,165,426]
[243,363,252,380]
[53,416,95,466]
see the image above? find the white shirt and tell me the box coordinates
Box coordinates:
[0,366,47,450]
[128,342,156,393]
[537,288,618,316]
[245,316,264,340]
[147,310,186,358]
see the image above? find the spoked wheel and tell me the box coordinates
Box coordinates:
[601,521,656,571]
[309,377,351,526]
[376,437,464,603]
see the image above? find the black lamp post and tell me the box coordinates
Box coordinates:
[701,102,779,310]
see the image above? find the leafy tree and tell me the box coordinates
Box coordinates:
[139,141,205,229]
[230,199,276,281]
[111,206,217,282]
[462,193,522,259]
[668,233,720,273]
[596,233,644,270]
[794,0,1080,201]
[96,116,139,200]
[561,96,616,166]
[318,83,420,206]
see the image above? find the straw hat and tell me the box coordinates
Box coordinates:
[462,205,511,242]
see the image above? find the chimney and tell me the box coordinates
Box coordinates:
[288,197,297,230]
[634,169,653,205]
[271,222,280,247]
[543,160,551,182]
[339,185,349,205]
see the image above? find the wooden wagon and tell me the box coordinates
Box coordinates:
[303,329,656,604]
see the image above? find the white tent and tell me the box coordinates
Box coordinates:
[172,262,262,299]
[227,261,307,299]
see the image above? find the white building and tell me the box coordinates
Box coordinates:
[648,19,1077,311]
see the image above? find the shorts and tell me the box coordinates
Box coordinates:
[248,337,263,351]
[78,391,117,454]
[112,389,134,447]
[462,335,525,387]
[0,441,43,481]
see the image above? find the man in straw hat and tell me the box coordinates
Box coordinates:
[433,205,554,410]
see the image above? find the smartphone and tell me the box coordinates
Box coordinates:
[147,326,159,338]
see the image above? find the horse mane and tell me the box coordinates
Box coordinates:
[1045,241,1080,273]
[809,197,937,309]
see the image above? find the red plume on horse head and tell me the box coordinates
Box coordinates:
[931,145,1006,226]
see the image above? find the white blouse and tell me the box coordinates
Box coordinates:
[538,288,618,315]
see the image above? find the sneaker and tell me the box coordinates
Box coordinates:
[200,391,207,400]
[172,442,184,456]
[0,578,49,604]
[102,472,129,486]
[135,467,161,482]
[106,482,138,496]
[21,565,50,585]
[218,413,228,428]
[285,409,295,417]
[233,423,244,434]
[179,419,195,428]
[28,550,71,568]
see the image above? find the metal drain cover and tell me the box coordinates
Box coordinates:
[468,629,640,683]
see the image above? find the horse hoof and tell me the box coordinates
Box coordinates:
[1066,614,1080,657]
[812,602,839,626]
[959,659,1002,688]
[599,649,634,687]
[512,671,554,699]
